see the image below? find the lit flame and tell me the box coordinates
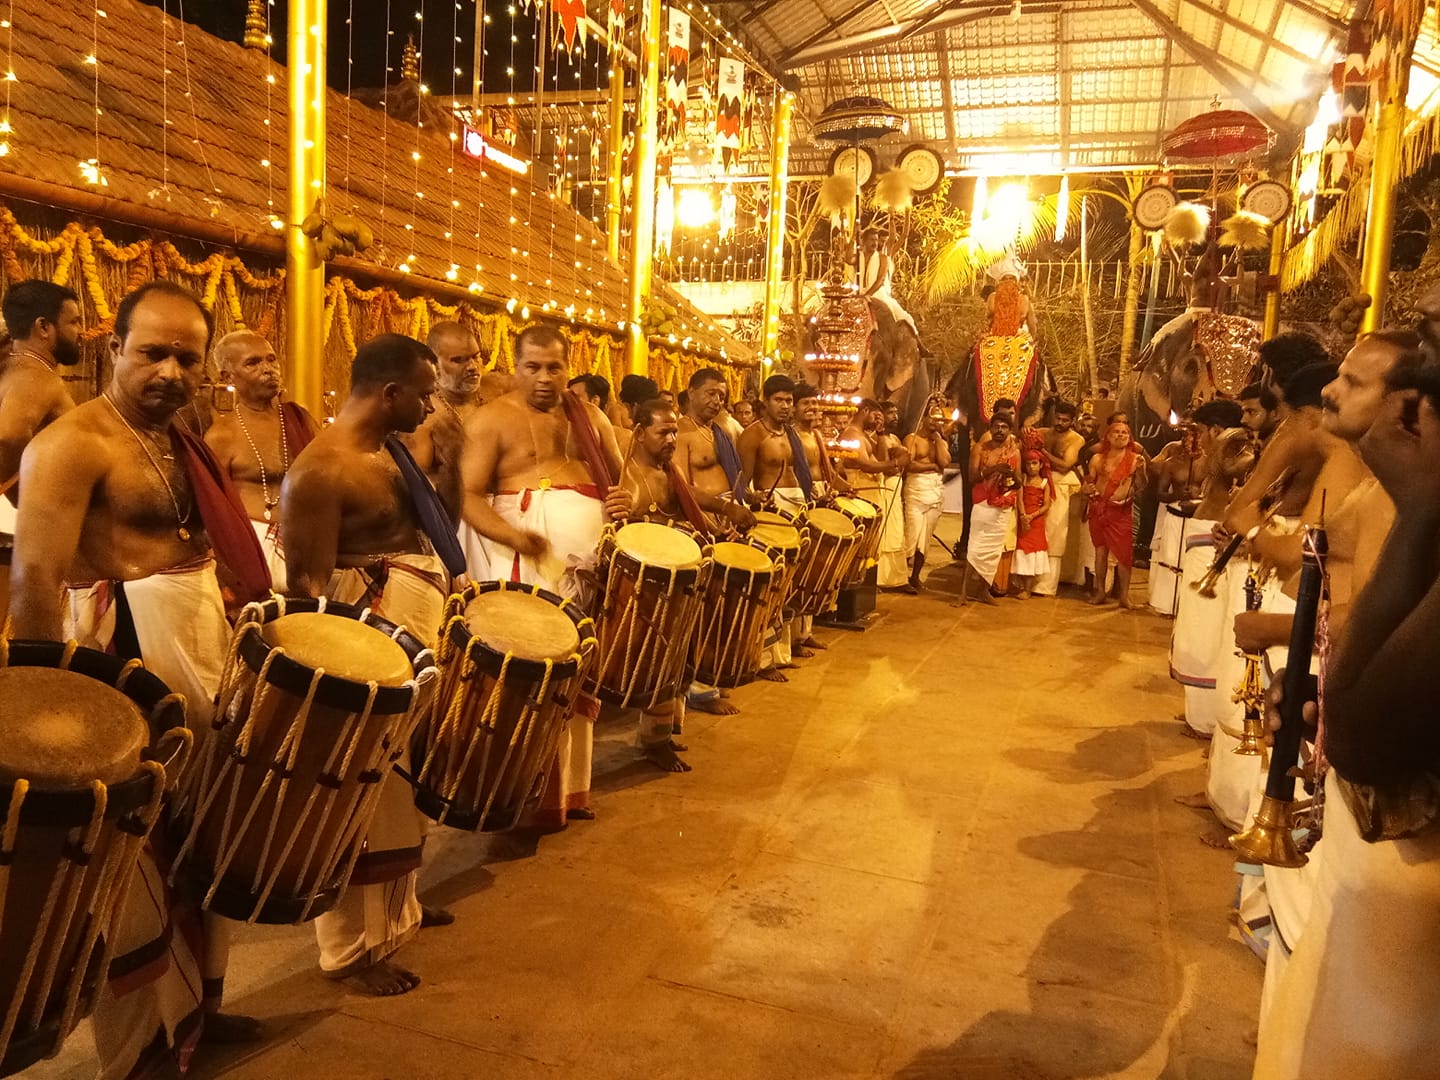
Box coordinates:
[951,408,960,421]
[1168,410,1180,426]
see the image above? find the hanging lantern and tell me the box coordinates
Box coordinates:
[1161,108,1275,165]
[813,95,907,144]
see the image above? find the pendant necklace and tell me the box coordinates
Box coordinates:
[639,469,664,514]
[235,400,289,522]
[15,348,56,372]
[103,393,193,541]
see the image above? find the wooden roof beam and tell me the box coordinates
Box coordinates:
[1125,0,1298,137]
[784,1,1062,68]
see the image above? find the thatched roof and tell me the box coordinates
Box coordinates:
[0,0,747,360]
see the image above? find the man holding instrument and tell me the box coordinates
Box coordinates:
[9,280,269,1073]
[1252,328,1439,1079]
[620,398,753,771]
[739,375,804,678]
[460,325,631,826]
[282,333,468,998]
[204,330,320,593]
[843,399,910,589]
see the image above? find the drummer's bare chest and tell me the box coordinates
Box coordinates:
[97,447,195,531]
[339,453,417,532]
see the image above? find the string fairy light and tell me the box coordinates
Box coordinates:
[0,0,15,158]
[444,0,461,282]
[81,0,105,185]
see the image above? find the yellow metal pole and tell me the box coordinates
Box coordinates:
[760,88,795,361]
[1359,99,1404,336]
[605,59,626,265]
[287,0,327,414]
[624,0,662,377]
[1262,216,1288,340]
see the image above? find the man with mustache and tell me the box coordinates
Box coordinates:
[0,280,82,615]
[403,321,482,522]
[461,324,631,826]
[204,331,320,592]
[620,397,753,771]
[9,279,271,1075]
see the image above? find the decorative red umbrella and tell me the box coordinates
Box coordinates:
[1162,109,1275,165]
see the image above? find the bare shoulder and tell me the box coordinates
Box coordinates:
[466,393,518,436]
[0,363,68,412]
[287,427,348,482]
[204,410,240,449]
[24,399,111,470]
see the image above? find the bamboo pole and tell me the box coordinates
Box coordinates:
[1079,194,1099,393]
[1360,99,1405,335]
[605,57,626,264]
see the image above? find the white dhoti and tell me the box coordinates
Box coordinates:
[1012,545,1049,577]
[458,519,489,581]
[476,485,605,607]
[1035,473,1080,596]
[1253,786,1440,1079]
[480,485,606,827]
[1147,503,1191,616]
[903,472,944,558]
[1169,525,1228,736]
[1255,833,1323,1035]
[1205,566,1261,831]
[249,518,286,595]
[316,553,449,977]
[967,501,1015,587]
[771,486,810,650]
[856,478,907,587]
[65,559,229,1078]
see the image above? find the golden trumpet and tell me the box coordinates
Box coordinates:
[1232,569,1267,757]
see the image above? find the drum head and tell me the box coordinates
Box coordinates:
[835,495,878,520]
[262,613,414,687]
[0,668,147,787]
[465,588,581,661]
[712,541,773,573]
[806,507,858,537]
[614,521,702,568]
[750,523,800,551]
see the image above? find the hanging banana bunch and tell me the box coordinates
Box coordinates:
[299,198,376,261]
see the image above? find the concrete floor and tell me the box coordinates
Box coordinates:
[44,527,1263,1079]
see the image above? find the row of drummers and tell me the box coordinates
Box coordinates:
[0,497,887,1080]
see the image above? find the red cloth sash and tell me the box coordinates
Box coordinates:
[171,427,272,602]
[560,390,614,497]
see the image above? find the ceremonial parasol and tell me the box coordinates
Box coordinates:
[1161,108,1275,166]
[813,95,908,143]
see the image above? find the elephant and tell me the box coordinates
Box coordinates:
[858,298,933,436]
[1117,308,1263,456]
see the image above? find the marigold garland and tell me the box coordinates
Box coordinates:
[0,204,750,391]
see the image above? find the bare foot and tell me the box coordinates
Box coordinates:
[1199,829,1234,851]
[566,807,596,821]
[420,905,454,928]
[668,738,689,752]
[202,1013,263,1044]
[1177,724,1208,741]
[689,696,739,715]
[345,960,420,997]
[1087,593,1110,606]
[792,645,816,658]
[758,667,788,682]
[1174,793,1211,810]
[1017,590,1031,599]
[644,746,693,772]
[799,638,827,650]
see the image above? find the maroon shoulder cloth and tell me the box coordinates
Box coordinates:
[560,389,615,497]
[666,462,712,535]
[280,400,317,456]
[170,426,272,601]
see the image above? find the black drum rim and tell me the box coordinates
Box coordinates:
[1,640,188,827]
[234,597,429,716]
[443,579,591,683]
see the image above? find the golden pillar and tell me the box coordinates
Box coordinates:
[286,0,327,414]
[624,0,662,376]
[760,88,795,361]
[1359,98,1404,335]
[1262,217,1289,340]
[605,59,627,265]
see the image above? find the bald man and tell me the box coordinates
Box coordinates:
[204,331,319,592]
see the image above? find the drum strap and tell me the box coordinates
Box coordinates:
[385,436,467,577]
[110,581,143,664]
[171,426,272,601]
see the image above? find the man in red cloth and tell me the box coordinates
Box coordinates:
[1083,414,1146,607]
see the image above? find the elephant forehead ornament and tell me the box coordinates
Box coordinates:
[1193,312,1263,398]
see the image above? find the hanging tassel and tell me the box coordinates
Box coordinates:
[1163,201,1210,247]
